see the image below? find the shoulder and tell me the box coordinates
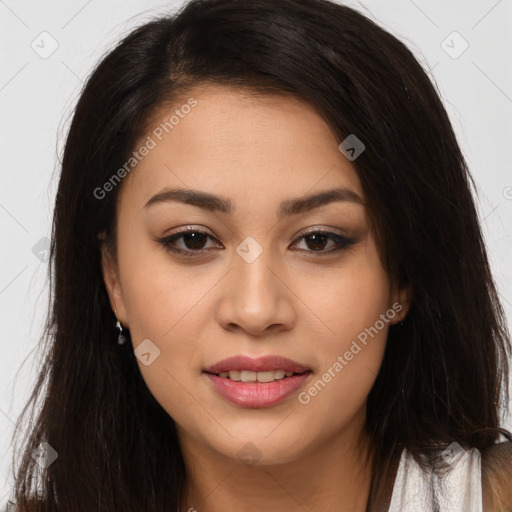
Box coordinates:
[481,441,512,512]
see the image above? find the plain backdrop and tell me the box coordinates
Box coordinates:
[1,0,512,505]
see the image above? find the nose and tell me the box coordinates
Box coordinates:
[215,245,296,337]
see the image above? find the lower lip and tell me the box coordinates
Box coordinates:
[204,372,312,408]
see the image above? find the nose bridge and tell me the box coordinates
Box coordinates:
[216,234,295,334]
[233,236,281,308]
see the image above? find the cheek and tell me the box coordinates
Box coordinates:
[115,230,219,407]
[118,256,207,421]
[116,226,206,340]
[294,284,390,441]
[294,244,391,355]
[292,246,391,412]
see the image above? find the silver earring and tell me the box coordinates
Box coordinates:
[115,318,127,345]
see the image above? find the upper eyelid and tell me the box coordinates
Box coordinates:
[163,224,349,239]
[159,226,352,248]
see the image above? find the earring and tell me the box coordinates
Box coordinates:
[116,319,127,345]
[114,309,127,345]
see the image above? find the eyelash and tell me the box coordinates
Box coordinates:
[155,227,357,258]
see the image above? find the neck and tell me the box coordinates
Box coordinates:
[177,408,374,512]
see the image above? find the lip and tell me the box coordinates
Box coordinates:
[203,355,311,374]
[204,372,312,408]
[203,354,312,408]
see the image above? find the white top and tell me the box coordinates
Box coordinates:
[388,446,482,512]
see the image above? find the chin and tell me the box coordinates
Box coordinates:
[207,429,313,467]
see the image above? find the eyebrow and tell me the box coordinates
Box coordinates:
[144,186,364,220]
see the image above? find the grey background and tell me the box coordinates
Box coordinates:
[1,0,511,505]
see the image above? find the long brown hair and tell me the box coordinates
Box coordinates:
[8,0,511,510]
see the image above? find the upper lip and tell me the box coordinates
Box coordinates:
[204,355,311,374]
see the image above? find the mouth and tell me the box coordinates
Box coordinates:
[202,354,312,408]
[204,368,311,383]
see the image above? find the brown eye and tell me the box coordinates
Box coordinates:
[303,233,331,251]
[156,227,356,258]
[291,231,357,255]
[157,229,222,255]
[178,231,209,250]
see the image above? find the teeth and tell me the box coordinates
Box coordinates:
[274,370,286,379]
[240,370,257,382]
[217,369,298,382]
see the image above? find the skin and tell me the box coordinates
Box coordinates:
[101,84,411,512]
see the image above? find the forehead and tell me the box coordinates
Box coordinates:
[120,84,365,213]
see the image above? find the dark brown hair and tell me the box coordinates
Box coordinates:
[8,0,511,510]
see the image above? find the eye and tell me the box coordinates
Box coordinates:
[156,227,222,256]
[290,229,357,255]
[155,226,357,257]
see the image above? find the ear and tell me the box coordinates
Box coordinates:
[390,283,412,325]
[98,231,128,326]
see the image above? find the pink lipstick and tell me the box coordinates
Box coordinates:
[203,355,312,408]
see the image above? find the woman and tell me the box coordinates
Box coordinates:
[7,0,512,510]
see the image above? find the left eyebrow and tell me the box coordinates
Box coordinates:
[143,186,365,219]
[277,187,365,220]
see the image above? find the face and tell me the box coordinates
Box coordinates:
[101,84,410,466]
